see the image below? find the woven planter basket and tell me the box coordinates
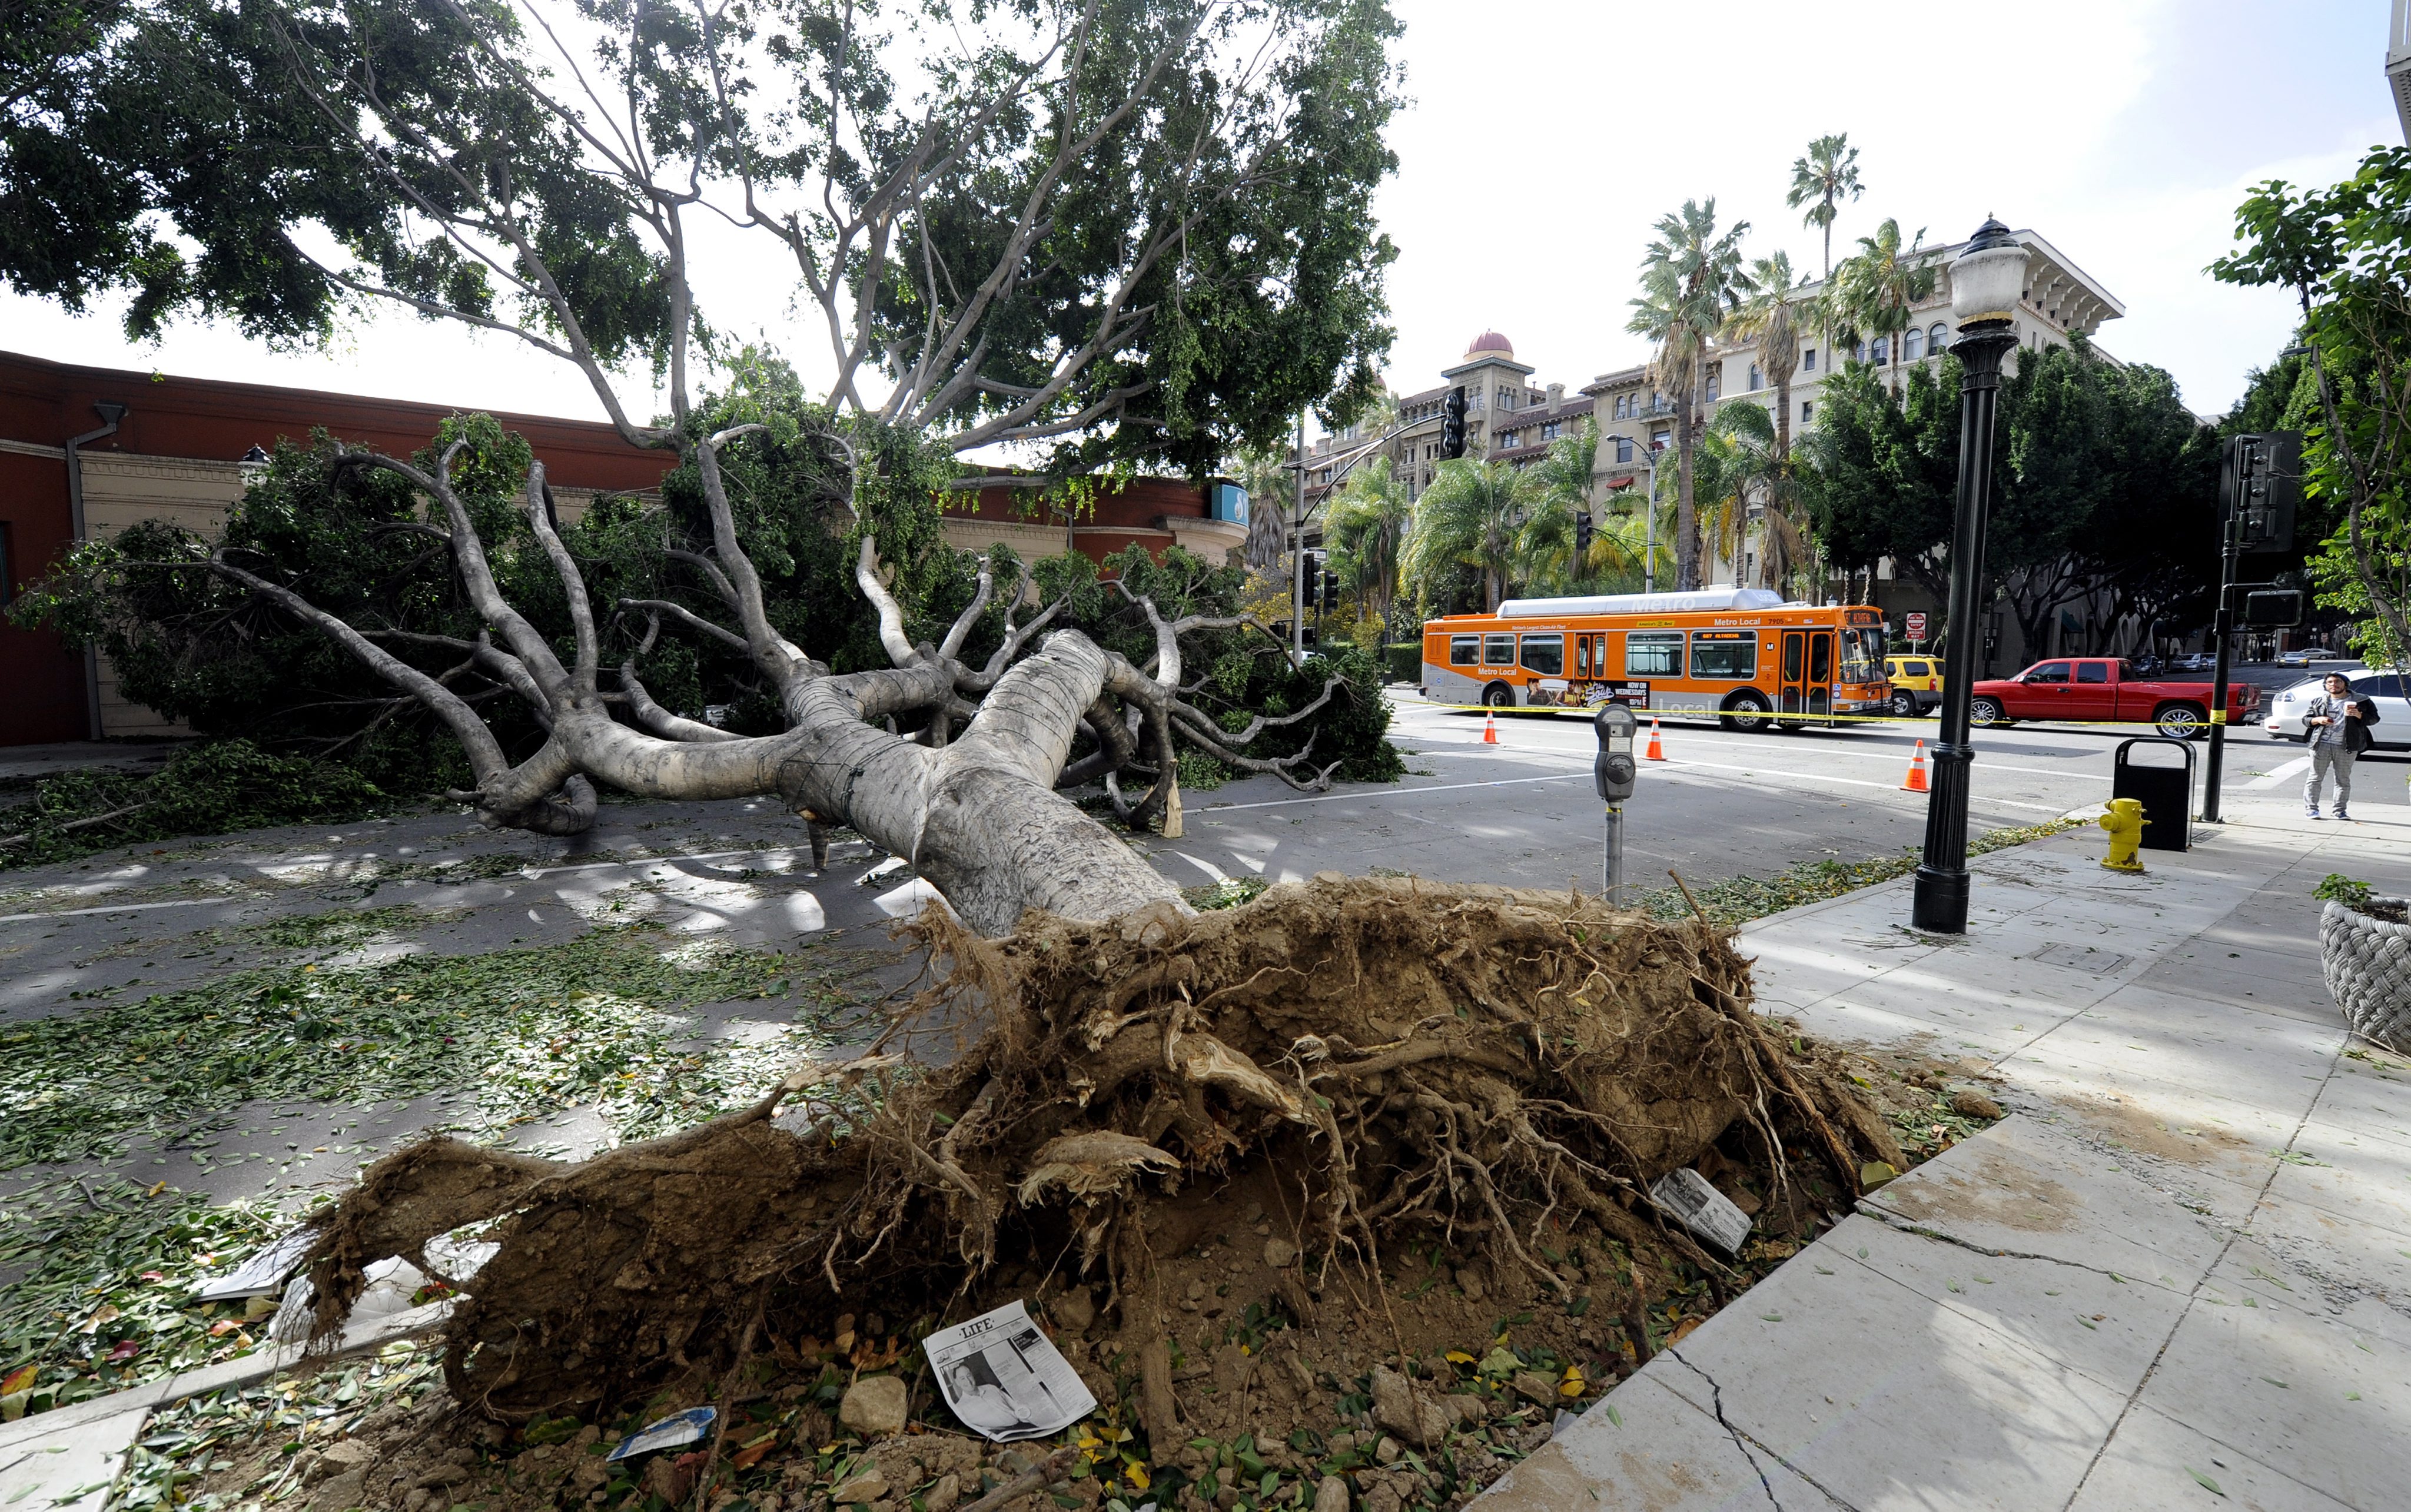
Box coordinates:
[2319,897,2411,1052]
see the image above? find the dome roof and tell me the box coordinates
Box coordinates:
[1464,330,1515,358]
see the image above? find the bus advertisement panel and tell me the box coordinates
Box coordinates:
[1420,588,1890,733]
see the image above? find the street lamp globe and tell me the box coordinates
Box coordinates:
[1948,218,2027,331]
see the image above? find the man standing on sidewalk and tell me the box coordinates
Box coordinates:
[2304,671,2376,819]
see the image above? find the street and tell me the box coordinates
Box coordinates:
[1131,687,2396,898]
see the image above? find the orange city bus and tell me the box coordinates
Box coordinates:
[1419,588,1892,733]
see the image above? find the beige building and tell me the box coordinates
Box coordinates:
[1585,227,2125,587]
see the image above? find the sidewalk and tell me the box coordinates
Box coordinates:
[1491,795,2411,1511]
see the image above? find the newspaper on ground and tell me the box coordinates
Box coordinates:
[922,1301,1097,1442]
[1648,1167,1753,1255]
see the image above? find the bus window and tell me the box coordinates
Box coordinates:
[1483,633,1516,665]
[1449,634,1479,667]
[1520,634,1564,676]
[1691,630,1756,679]
[1840,627,1885,683]
[1626,631,1682,677]
[1575,637,1590,677]
[1808,633,1832,684]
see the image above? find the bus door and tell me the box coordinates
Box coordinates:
[1808,632,1834,715]
[1779,631,1807,715]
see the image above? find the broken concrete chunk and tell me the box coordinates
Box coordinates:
[1052,1286,1095,1333]
[924,1473,962,1512]
[1648,1167,1752,1255]
[1510,1371,1558,1408]
[1950,1088,2004,1121]
[830,1464,890,1504]
[1314,1475,1351,1512]
[839,1375,910,1439]
[1368,1365,1452,1448]
[1264,1237,1298,1268]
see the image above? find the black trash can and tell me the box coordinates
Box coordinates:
[2113,737,2195,852]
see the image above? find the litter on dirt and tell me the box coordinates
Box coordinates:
[924,1300,1099,1441]
[1649,1168,1755,1254]
[606,1405,717,1462]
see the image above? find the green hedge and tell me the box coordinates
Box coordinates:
[1385,643,1422,685]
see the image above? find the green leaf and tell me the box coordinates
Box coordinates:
[2186,1466,2224,1497]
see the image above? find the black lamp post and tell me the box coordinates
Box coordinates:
[1912,218,2027,935]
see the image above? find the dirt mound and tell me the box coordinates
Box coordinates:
[300,875,1896,1450]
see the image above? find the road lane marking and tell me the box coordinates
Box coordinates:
[1203,760,2063,816]
[1394,720,2111,783]
[2245,756,2313,791]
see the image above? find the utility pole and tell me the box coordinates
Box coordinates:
[1293,408,1308,663]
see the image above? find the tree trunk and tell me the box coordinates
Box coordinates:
[1675,396,1699,591]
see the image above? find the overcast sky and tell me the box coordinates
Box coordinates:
[4,0,2394,437]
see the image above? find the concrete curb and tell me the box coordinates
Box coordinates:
[0,1302,450,1512]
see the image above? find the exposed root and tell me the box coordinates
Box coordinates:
[300,876,1898,1441]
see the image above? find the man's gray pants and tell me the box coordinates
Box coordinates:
[2306,742,2356,812]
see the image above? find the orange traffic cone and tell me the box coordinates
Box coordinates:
[1644,719,1666,762]
[1482,711,1499,745]
[1902,739,1930,793]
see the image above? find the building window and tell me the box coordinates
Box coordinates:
[1650,429,1669,452]
[1929,323,1949,354]
[1468,387,1484,410]
[1541,421,1561,442]
[1704,371,1721,401]
[1497,387,1516,410]
[1801,401,1814,423]
[1802,347,1816,371]
[1852,341,1866,363]
[1615,436,1633,463]
[1748,364,1762,391]
[1904,328,1923,361]
[1870,335,1889,364]
[1497,430,1519,450]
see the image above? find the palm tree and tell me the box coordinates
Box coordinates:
[1786,134,1863,278]
[1723,251,1817,589]
[1325,457,1414,636]
[1830,218,1937,391]
[1234,441,1292,571]
[1403,457,1536,612]
[1627,200,1748,593]
[1692,401,1806,589]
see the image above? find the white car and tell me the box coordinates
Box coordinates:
[2264,670,2410,747]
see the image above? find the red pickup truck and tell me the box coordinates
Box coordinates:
[1967,657,2260,739]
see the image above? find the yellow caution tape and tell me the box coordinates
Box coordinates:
[1416,699,2264,732]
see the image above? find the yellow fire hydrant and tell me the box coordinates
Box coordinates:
[2098,797,2148,873]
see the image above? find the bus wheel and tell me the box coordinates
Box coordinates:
[1482,682,1514,710]
[1720,690,1773,733]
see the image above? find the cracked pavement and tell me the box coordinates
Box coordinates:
[1483,796,2411,1511]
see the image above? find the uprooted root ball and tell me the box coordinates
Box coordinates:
[300,875,1897,1445]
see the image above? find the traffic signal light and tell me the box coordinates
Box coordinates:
[2244,589,2304,627]
[1574,510,1593,561]
[2224,431,2300,554]
[1441,387,1467,460]
[1320,570,1339,614]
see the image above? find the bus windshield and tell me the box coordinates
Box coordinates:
[1840,626,1885,683]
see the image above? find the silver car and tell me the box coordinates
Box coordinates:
[2264,670,2409,747]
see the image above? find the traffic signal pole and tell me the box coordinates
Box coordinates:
[2201,504,2241,824]
[1293,408,1308,664]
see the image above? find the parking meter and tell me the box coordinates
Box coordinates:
[1594,705,1638,801]
[1593,705,1638,903]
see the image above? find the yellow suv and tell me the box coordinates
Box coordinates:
[1885,653,1942,717]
